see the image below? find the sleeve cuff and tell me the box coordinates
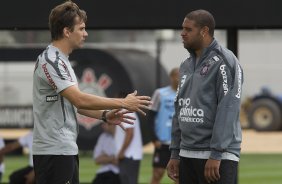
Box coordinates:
[210,150,223,160]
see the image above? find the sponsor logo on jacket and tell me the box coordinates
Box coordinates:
[180,75,187,87]
[42,63,57,90]
[220,64,228,95]
[178,98,204,123]
[236,64,242,99]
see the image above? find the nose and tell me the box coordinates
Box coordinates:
[84,30,88,37]
[181,29,186,37]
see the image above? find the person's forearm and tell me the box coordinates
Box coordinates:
[95,154,115,165]
[60,85,125,110]
[0,142,21,155]
[75,92,124,110]
[77,109,104,119]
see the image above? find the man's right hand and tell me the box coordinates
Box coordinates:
[123,90,151,115]
[166,159,180,182]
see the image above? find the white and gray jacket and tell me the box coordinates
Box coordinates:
[170,39,243,161]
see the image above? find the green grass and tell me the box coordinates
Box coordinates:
[239,154,282,184]
[2,153,282,184]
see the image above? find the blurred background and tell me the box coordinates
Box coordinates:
[1,0,282,183]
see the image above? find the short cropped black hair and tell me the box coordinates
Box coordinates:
[185,9,215,37]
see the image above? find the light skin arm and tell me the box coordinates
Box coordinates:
[61,85,151,115]
[117,128,134,159]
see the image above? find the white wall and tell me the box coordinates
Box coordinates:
[0,62,34,105]
[239,30,282,99]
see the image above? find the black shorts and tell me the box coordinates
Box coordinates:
[152,144,171,168]
[92,171,120,184]
[179,157,238,184]
[33,155,79,184]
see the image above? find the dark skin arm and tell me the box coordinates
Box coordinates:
[0,141,21,156]
[204,159,221,183]
[117,128,134,159]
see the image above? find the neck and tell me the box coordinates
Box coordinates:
[52,40,72,56]
[195,37,213,58]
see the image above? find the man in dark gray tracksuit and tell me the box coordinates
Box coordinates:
[167,10,243,184]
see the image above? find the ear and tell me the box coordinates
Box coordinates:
[201,26,209,37]
[63,27,71,38]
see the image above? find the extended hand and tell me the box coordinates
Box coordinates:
[106,109,135,130]
[123,90,151,116]
[204,159,221,183]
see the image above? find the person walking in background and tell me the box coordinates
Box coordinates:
[148,68,179,184]
[32,1,151,184]
[167,9,243,184]
[0,136,5,183]
[0,131,34,184]
[115,92,143,184]
[92,123,120,184]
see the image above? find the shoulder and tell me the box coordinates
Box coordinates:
[180,57,191,67]
[213,46,238,69]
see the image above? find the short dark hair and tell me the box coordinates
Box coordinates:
[185,9,215,37]
[49,0,87,41]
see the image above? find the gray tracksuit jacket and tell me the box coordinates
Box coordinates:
[170,39,243,160]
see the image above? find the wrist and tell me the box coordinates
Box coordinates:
[120,99,127,109]
[101,110,110,123]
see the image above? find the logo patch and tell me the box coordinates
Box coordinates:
[213,56,220,61]
[200,64,210,75]
[42,63,57,90]
[77,68,112,130]
[46,95,58,102]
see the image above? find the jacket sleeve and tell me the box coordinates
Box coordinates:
[170,86,181,159]
[210,57,243,160]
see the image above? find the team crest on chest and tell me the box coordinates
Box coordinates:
[200,55,220,76]
[200,64,210,75]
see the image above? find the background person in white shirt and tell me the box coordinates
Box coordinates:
[92,123,120,184]
[0,131,34,184]
[115,100,143,184]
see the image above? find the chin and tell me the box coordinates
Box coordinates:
[76,44,84,49]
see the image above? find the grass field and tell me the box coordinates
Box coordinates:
[2,153,282,184]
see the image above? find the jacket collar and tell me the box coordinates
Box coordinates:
[188,38,218,59]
